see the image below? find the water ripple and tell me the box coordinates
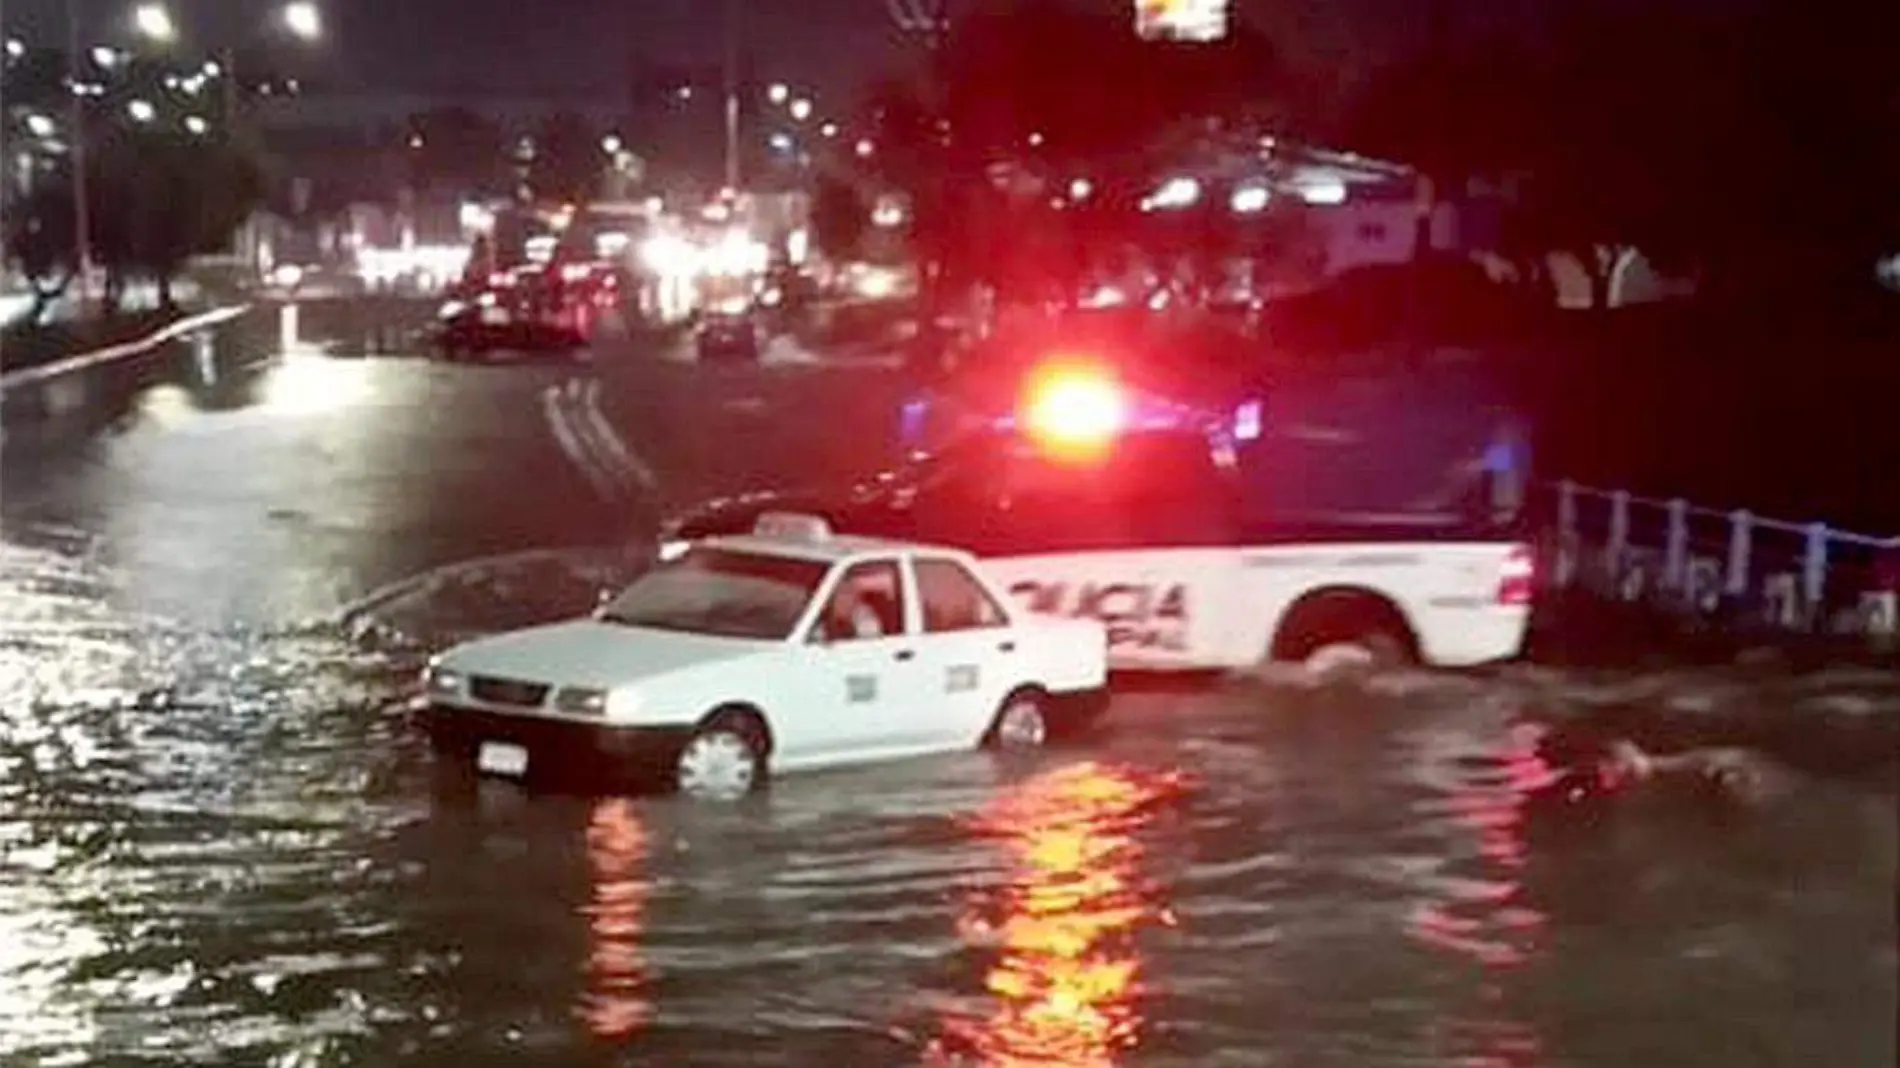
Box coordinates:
[0,534,1894,1066]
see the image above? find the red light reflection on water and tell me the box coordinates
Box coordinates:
[1409,722,1552,1067]
[938,762,1180,1068]
[578,797,652,1040]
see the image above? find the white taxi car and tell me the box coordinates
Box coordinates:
[416,514,1109,797]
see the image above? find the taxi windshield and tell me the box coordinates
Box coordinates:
[598,547,829,640]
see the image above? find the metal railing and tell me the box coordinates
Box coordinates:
[1546,481,1899,639]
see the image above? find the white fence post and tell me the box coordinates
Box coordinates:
[1861,591,1896,644]
[1803,523,1829,630]
[1607,490,1630,583]
[1763,573,1799,629]
[1556,480,1578,587]
[1726,510,1753,600]
[1664,498,1689,592]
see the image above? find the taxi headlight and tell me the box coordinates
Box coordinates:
[657,539,690,562]
[604,690,644,721]
[553,687,609,716]
[424,662,463,692]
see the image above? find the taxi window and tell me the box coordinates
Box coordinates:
[914,558,1008,632]
[817,560,906,642]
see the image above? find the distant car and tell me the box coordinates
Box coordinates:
[416,513,1110,797]
[695,308,762,361]
[434,264,603,357]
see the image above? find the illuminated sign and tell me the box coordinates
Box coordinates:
[1135,0,1229,42]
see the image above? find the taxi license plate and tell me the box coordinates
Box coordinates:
[476,741,529,777]
[480,306,511,325]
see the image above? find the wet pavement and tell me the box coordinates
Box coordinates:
[1,303,1894,1067]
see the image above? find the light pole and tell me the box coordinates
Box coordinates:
[66,0,95,310]
[721,0,740,193]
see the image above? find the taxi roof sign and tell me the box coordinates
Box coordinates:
[754,512,833,541]
[1135,0,1228,41]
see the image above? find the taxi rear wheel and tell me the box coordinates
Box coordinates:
[675,711,769,799]
[984,688,1049,750]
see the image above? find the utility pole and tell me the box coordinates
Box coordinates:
[220,46,238,131]
[65,0,95,312]
[1,0,8,254]
[1414,0,1449,266]
[722,0,740,193]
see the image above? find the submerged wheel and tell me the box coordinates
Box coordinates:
[985,688,1049,750]
[675,711,768,799]
[1271,591,1419,680]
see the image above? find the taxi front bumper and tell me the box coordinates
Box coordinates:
[413,699,694,781]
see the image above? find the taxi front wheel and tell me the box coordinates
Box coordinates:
[675,712,769,799]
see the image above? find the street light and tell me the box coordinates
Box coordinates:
[131,2,324,114]
[133,3,177,43]
[282,1,323,41]
[789,97,812,122]
[767,82,788,105]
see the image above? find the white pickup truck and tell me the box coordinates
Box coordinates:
[665,402,1533,675]
[418,514,1108,796]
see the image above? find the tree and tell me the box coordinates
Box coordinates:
[5,186,79,318]
[854,0,1284,303]
[1347,7,1899,308]
[88,126,264,308]
[530,111,603,203]
[809,176,869,264]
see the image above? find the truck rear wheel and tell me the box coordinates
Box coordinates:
[1270,590,1418,679]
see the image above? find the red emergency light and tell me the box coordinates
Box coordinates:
[1019,360,1128,460]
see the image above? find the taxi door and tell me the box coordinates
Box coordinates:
[794,559,932,762]
[908,556,1016,747]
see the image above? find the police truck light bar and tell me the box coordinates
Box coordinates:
[1019,361,1129,460]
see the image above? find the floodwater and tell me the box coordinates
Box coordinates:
[2,536,1893,1068]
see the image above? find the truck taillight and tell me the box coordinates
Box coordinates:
[1497,545,1535,606]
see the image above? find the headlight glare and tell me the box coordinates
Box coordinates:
[553,687,609,715]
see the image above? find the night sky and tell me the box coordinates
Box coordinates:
[4,0,1577,107]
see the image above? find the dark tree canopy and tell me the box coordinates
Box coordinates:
[5,44,270,313]
[405,106,507,196]
[530,111,604,203]
[1345,6,1899,305]
[855,0,1284,296]
[809,176,870,263]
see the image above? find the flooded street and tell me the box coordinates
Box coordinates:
[1,304,1894,1066]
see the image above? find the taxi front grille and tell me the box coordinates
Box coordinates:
[468,676,551,708]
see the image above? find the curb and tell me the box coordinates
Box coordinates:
[0,303,254,395]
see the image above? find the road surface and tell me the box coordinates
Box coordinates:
[0,302,1893,1067]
